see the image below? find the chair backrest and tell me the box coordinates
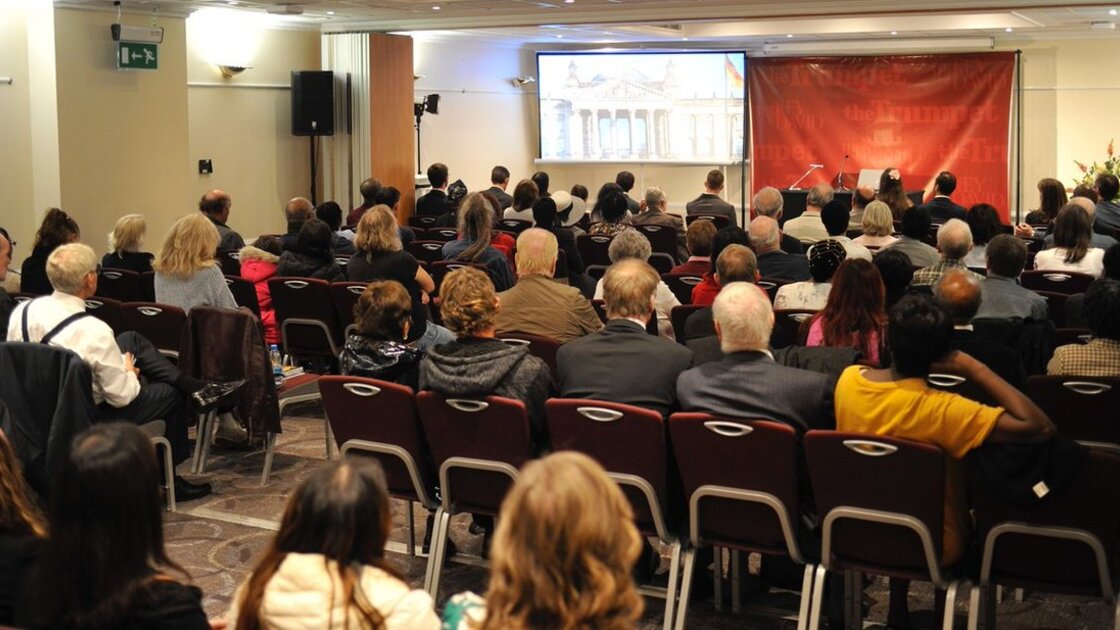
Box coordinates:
[1026,376,1120,447]
[427,227,459,242]
[408,215,440,229]
[216,249,241,277]
[670,304,704,344]
[320,375,435,505]
[120,302,187,358]
[1021,270,1095,295]
[576,233,614,267]
[1053,328,1091,347]
[634,224,677,259]
[10,292,36,304]
[647,252,675,275]
[545,398,674,537]
[497,332,561,381]
[926,373,998,406]
[224,275,261,316]
[428,260,488,294]
[663,273,703,305]
[496,218,532,235]
[686,214,730,230]
[405,240,447,265]
[267,277,344,360]
[771,309,816,349]
[669,413,802,557]
[757,277,791,303]
[586,264,608,281]
[83,296,125,335]
[1035,290,1069,328]
[415,392,533,516]
[969,447,1120,595]
[140,271,156,301]
[329,281,368,337]
[553,248,568,280]
[95,268,144,302]
[805,431,947,577]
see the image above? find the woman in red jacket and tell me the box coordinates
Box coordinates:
[238,236,283,344]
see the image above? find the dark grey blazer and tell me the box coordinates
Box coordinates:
[686,194,738,229]
[486,186,514,210]
[916,197,968,223]
[557,319,693,418]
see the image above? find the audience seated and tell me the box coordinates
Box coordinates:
[478,191,517,265]
[593,229,679,339]
[1042,197,1118,250]
[848,184,876,231]
[504,178,538,222]
[775,239,845,311]
[877,167,913,219]
[230,457,439,630]
[347,177,380,227]
[851,200,898,250]
[368,186,417,249]
[416,163,454,217]
[588,188,632,237]
[0,228,12,332]
[691,226,751,306]
[670,218,716,275]
[806,259,886,366]
[315,201,357,256]
[1067,243,1120,327]
[238,235,283,345]
[629,186,687,261]
[616,170,642,214]
[339,281,427,390]
[589,182,623,223]
[935,269,1026,387]
[19,423,219,628]
[531,170,551,198]
[912,218,984,286]
[751,186,803,254]
[817,198,871,261]
[443,452,643,629]
[102,214,154,274]
[486,165,514,211]
[1034,203,1105,277]
[349,206,452,350]
[684,244,758,341]
[1048,278,1120,376]
[963,203,1004,268]
[420,266,552,445]
[889,206,940,268]
[557,259,692,417]
[677,282,835,433]
[200,189,245,251]
[570,184,589,203]
[749,216,811,281]
[0,427,45,627]
[20,208,80,296]
[154,214,237,312]
[915,170,968,223]
[782,183,832,244]
[686,169,738,229]
[280,197,315,251]
[1093,172,1120,234]
[976,233,1048,320]
[1023,177,1067,227]
[495,228,602,343]
[872,248,914,311]
[442,193,516,292]
[533,194,592,296]
[277,218,346,282]
[832,294,1054,625]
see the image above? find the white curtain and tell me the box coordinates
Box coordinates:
[321,33,371,213]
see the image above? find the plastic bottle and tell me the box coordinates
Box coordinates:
[270,344,283,386]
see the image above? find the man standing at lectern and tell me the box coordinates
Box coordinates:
[687,169,738,229]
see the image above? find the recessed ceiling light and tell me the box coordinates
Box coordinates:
[681,37,688,41]
[565,0,575,3]
[432,5,440,10]
[786,33,793,38]
[326,10,334,14]
[1111,9,1118,16]
[1005,27,1013,32]
[556,34,563,38]
[890,30,898,35]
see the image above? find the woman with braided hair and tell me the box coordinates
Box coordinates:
[774,239,847,311]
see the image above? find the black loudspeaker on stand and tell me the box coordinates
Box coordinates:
[291,70,335,205]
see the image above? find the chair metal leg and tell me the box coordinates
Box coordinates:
[425,509,452,600]
[808,565,829,630]
[325,421,336,460]
[1014,587,1024,603]
[153,437,175,513]
[259,432,276,485]
[942,580,962,630]
[407,500,416,557]
[844,570,863,630]
[731,549,742,614]
[662,540,682,630]
[1113,596,1120,630]
[797,564,815,630]
[713,546,724,612]
[191,410,216,474]
[673,547,697,630]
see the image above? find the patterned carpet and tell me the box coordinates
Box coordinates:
[166,402,1114,628]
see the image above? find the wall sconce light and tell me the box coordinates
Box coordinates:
[218,64,250,79]
[511,76,535,87]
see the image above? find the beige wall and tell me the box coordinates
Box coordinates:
[186,24,320,240]
[54,8,191,258]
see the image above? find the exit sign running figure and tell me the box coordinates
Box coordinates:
[117,42,158,70]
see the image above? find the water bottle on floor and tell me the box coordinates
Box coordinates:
[270,344,283,386]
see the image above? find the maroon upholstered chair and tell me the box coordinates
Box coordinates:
[1026,376,1120,450]
[415,391,533,598]
[95,268,144,302]
[635,223,679,259]
[577,233,614,268]
[1053,328,1092,348]
[497,332,561,381]
[671,304,704,344]
[663,273,703,305]
[140,271,156,302]
[685,214,730,229]
[406,240,447,266]
[545,398,685,630]
[224,275,260,317]
[408,215,439,230]
[757,278,791,303]
[427,227,459,242]
[328,281,367,337]
[669,413,816,630]
[83,296,125,336]
[772,309,816,349]
[496,218,532,235]
[268,277,345,363]
[648,252,676,275]
[804,431,965,630]
[926,373,998,407]
[216,249,241,277]
[1021,270,1095,295]
[120,302,186,360]
[428,260,488,294]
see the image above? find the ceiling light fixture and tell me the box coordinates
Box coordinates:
[890,30,898,35]
[511,76,536,87]
[218,65,249,79]
[786,33,793,38]
[326,10,334,14]
[1111,9,1118,16]
[432,5,440,10]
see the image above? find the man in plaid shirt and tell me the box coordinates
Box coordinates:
[1048,278,1120,377]
[912,219,985,287]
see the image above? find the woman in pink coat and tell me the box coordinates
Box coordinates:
[238,236,283,344]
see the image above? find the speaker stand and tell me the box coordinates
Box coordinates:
[309,136,318,206]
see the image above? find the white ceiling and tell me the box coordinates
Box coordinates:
[58,0,1120,45]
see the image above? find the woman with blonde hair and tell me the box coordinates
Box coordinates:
[441,193,516,291]
[153,213,236,312]
[876,167,913,220]
[102,213,154,273]
[0,426,47,626]
[851,201,899,250]
[442,451,644,629]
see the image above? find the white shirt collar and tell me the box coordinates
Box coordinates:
[52,291,87,311]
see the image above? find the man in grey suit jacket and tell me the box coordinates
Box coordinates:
[676,282,835,433]
[686,169,738,229]
[557,259,693,418]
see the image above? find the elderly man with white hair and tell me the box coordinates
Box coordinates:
[752,186,804,255]
[630,186,688,262]
[6,243,244,501]
[593,229,680,338]
[676,282,834,433]
[494,228,602,343]
[750,216,811,281]
[912,218,984,286]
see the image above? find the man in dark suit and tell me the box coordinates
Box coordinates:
[752,186,804,255]
[750,216,811,281]
[616,170,642,215]
[677,281,834,433]
[935,269,1025,387]
[557,258,693,418]
[485,165,514,211]
[916,171,968,223]
[686,169,738,229]
[415,162,454,216]
[281,197,314,251]
[684,244,758,341]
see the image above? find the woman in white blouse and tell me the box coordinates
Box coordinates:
[775,239,846,311]
[1034,204,1105,277]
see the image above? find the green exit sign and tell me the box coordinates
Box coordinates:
[117,42,158,70]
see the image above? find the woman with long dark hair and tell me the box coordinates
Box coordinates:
[503,179,538,222]
[876,167,913,220]
[21,208,80,295]
[21,423,211,629]
[588,182,624,224]
[230,458,439,630]
[1025,178,1069,226]
[1034,204,1106,277]
[806,258,888,365]
[963,203,1004,268]
[441,193,515,291]
[588,188,632,237]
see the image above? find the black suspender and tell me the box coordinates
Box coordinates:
[21,299,91,345]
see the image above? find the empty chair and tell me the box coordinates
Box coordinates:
[120,302,187,359]
[224,275,261,317]
[268,277,345,363]
[669,413,817,630]
[635,224,679,260]
[328,281,368,337]
[83,296,125,336]
[663,273,703,305]
[1027,375,1120,449]
[406,240,447,266]
[577,233,614,268]
[497,332,561,381]
[545,398,686,630]
[95,268,144,302]
[804,431,966,630]
[1021,270,1095,295]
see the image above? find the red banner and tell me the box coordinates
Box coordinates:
[749,53,1015,220]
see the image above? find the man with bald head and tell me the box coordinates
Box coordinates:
[348,177,381,227]
[752,186,803,254]
[199,189,244,251]
[750,216,811,281]
[912,218,983,286]
[281,197,315,251]
[934,269,1024,387]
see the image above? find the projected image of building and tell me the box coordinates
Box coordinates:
[539,55,745,162]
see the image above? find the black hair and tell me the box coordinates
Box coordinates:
[820,199,851,236]
[255,235,283,257]
[491,165,510,185]
[532,197,559,229]
[615,171,635,192]
[372,186,401,209]
[298,218,334,256]
[901,206,932,240]
[1096,173,1120,201]
[1085,278,1120,341]
[531,171,550,195]
[873,248,915,309]
[570,184,589,201]
[887,293,953,378]
[1104,243,1120,280]
[935,171,958,196]
[316,201,344,232]
[985,234,1027,278]
[598,190,630,224]
[427,163,449,189]
[966,203,1002,246]
[710,226,751,274]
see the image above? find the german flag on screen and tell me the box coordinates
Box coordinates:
[725,55,744,90]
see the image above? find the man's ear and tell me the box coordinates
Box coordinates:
[714,320,723,342]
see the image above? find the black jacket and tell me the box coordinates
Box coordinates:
[19,246,53,296]
[101,251,154,274]
[416,189,455,216]
[0,289,13,336]
[757,249,812,282]
[339,336,424,391]
[276,249,345,282]
[917,197,968,223]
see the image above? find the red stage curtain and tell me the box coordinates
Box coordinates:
[749,53,1015,221]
